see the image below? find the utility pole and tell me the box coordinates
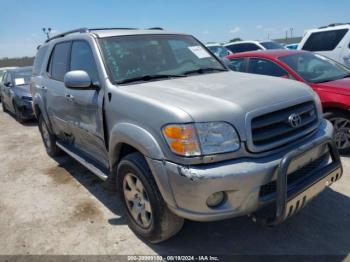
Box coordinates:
[285,30,288,40]
[42,28,52,39]
[290,28,294,39]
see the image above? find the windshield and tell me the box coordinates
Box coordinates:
[207,45,230,58]
[260,42,285,49]
[99,34,225,84]
[280,52,350,83]
[14,69,32,86]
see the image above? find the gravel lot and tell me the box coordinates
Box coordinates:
[0,104,350,257]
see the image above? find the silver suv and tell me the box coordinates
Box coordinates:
[31,28,343,243]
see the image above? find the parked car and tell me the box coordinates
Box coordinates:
[299,23,350,68]
[226,50,350,153]
[31,28,342,243]
[285,43,299,50]
[206,43,232,58]
[0,66,34,122]
[224,40,285,53]
[0,67,18,102]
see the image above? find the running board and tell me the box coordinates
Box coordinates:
[56,142,109,181]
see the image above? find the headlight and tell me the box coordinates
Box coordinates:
[162,122,240,156]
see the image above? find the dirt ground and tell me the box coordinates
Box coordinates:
[0,105,350,257]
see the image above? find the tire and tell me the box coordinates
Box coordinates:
[38,115,62,157]
[117,152,184,243]
[14,102,25,123]
[326,110,350,154]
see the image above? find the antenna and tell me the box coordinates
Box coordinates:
[42,27,52,39]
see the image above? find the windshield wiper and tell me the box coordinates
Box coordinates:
[312,73,350,83]
[116,74,186,84]
[182,67,227,76]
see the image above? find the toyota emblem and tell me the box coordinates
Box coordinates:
[288,113,302,128]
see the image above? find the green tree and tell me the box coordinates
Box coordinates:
[229,37,242,43]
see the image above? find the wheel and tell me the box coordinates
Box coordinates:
[327,110,350,154]
[14,103,25,123]
[117,152,184,243]
[38,115,62,157]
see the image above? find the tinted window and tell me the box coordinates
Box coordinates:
[33,46,48,76]
[302,29,348,51]
[70,41,99,82]
[49,42,70,81]
[227,58,245,72]
[226,43,261,53]
[248,58,289,77]
[260,42,285,50]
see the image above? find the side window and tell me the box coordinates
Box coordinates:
[70,41,99,82]
[248,58,289,77]
[33,46,48,76]
[228,58,246,72]
[49,42,71,81]
[241,43,261,52]
[303,29,348,51]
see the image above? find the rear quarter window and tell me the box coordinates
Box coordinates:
[302,29,349,51]
[33,46,49,76]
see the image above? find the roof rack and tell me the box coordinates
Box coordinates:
[45,28,89,43]
[318,23,350,29]
[44,27,165,43]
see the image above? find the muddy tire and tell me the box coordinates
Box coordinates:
[117,152,184,243]
[38,115,62,157]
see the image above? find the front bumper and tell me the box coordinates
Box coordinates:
[148,119,342,222]
[15,98,34,119]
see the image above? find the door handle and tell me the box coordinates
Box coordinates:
[37,85,47,91]
[65,94,74,101]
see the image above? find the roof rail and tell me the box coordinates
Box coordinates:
[89,27,138,31]
[45,28,89,43]
[148,27,164,30]
[318,23,350,29]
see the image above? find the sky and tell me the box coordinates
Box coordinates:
[0,0,349,58]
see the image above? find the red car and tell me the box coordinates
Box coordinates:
[226,50,350,154]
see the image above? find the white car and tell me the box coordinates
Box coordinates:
[224,40,285,53]
[298,23,350,68]
[205,43,232,58]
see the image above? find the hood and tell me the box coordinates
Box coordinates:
[314,77,350,96]
[119,71,316,139]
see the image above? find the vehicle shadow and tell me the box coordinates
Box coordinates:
[51,155,350,256]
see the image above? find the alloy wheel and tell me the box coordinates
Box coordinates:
[330,117,350,150]
[123,173,152,228]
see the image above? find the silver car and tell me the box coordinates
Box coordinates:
[31,28,342,243]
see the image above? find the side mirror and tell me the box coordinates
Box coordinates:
[64,70,92,89]
[4,82,12,87]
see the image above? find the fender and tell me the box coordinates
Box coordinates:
[108,122,164,166]
[108,123,178,207]
[32,93,53,132]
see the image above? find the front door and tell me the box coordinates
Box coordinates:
[64,40,108,167]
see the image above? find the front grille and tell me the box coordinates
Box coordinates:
[251,101,318,150]
[259,152,330,199]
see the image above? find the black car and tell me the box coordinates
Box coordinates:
[0,66,34,122]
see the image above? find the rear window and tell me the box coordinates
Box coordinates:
[33,46,48,76]
[302,29,348,51]
[226,43,261,53]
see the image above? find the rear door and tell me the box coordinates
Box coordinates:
[2,72,15,111]
[301,29,349,62]
[44,41,72,137]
